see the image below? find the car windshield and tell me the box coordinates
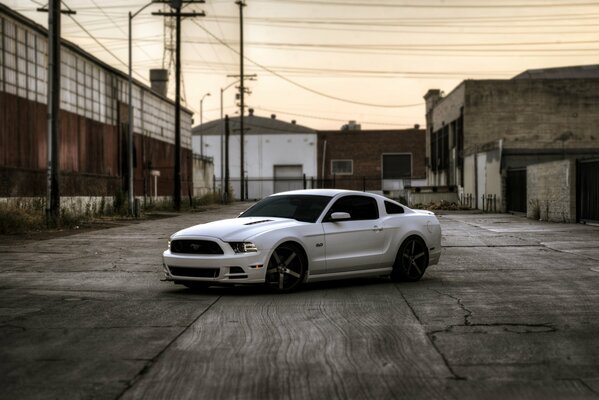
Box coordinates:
[240,195,332,223]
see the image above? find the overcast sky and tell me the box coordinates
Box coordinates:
[4,0,599,129]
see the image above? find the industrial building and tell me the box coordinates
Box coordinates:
[425,65,599,222]
[0,4,193,208]
[192,110,317,200]
[317,125,426,197]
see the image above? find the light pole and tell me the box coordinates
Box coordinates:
[128,1,154,216]
[199,92,210,157]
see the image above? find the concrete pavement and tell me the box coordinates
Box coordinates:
[0,205,598,399]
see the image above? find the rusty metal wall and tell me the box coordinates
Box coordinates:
[0,6,193,151]
[0,91,192,198]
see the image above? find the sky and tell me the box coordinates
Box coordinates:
[3,0,599,130]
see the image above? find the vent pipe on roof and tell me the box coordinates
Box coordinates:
[149,69,168,97]
[248,108,254,116]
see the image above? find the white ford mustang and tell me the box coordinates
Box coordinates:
[162,189,441,292]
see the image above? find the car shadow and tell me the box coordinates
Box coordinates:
[164,275,434,297]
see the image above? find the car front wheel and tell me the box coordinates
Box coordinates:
[266,243,306,292]
[391,236,429,282]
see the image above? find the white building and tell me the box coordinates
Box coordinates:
[192,111,317,200]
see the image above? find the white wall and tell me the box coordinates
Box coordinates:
[193,132,318,199]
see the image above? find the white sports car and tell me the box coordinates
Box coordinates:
[162,189,441,292]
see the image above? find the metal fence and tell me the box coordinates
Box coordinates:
[218,175,404,200]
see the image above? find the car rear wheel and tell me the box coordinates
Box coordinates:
[391,236,429,282]
[266,243,306,292]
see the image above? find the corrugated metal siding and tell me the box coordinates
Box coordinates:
[0,5,194,198]
[0,7,192,150]
[135,134,192,197]
[1,90,192,198]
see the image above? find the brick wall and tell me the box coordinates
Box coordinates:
[464,79,599,154]
[527,159,576,223]
[317,128,425,191]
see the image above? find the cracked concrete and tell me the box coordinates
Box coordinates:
[0,207,598,399]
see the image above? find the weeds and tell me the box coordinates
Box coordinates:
[0,192,223,235]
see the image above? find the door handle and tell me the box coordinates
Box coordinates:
[372,226,383,232]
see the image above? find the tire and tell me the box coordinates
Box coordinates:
[265,243,306,293]
[391,236,429,282]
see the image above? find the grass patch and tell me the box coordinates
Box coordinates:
[0,193,224,235]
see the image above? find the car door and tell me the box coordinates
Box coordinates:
[322,195,384,273]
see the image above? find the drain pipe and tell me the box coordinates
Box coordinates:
[321,139,327,186]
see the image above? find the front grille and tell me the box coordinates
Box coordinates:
[169,266,220,278]
[170,240,224,255]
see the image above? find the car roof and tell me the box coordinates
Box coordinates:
[271,189,376,198]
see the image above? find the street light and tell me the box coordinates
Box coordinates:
[199,92,210,157]
[128,1,155,216]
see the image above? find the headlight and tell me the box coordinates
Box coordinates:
[229,242,258,253]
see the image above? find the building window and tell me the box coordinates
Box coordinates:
[431,128,449,172]
[382,154,412,179]
[331,160,353,175]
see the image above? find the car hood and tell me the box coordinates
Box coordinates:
[171,217,304,242]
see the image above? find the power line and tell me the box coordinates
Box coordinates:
[253,106,422,127]
[253,0,599,8]
[192,20,426,108]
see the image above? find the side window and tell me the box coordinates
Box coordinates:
[327,195,379,221]
[385,201,405,214]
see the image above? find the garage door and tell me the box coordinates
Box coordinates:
[274,165,303,193]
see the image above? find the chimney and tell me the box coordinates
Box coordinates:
[271,114,276,119]
[414,124,420,129]
[423,89,442,113]
[248,108,254,116]
[341,120,361,131]
[149,69,168,97]
[291,120,296,124]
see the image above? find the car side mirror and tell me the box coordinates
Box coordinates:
[330,212,351,221]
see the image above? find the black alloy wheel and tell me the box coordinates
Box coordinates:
[391,236,429,282]
[266,243,306,292]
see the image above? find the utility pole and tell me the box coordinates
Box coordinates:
[236,0,246,200]
[225,115,230,203]
[153,0,205,211]
[38,1,75,226]
[220,74,255,202]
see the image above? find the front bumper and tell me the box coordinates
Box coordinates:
[162,246,270,284]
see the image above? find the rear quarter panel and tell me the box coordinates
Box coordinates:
[380,213,441,265]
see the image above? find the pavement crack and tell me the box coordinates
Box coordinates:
[116,295,222,399]
[575,378,599,396]
[394,284,467,381]
[431,289,473,326]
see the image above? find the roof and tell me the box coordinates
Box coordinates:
[192,114,316,136]
[512,64,599,80]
